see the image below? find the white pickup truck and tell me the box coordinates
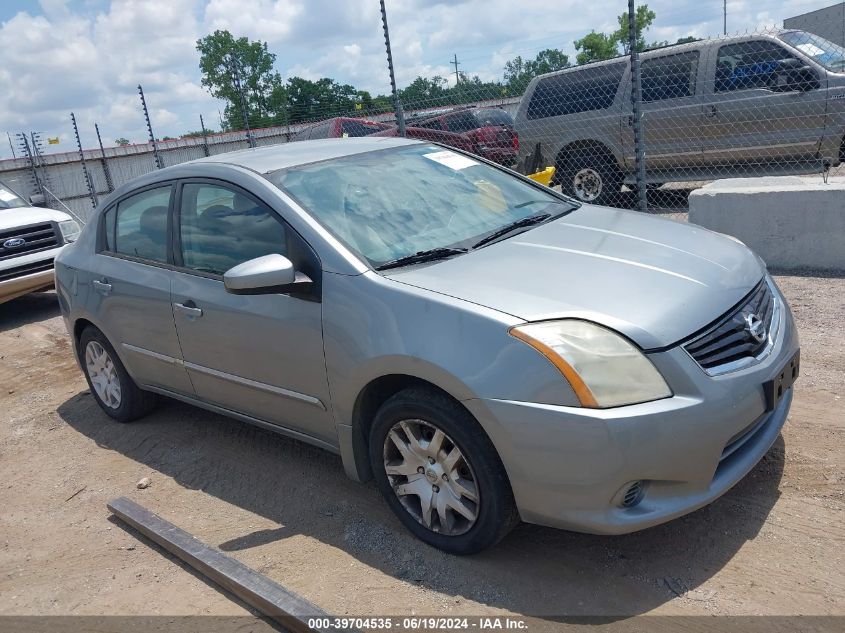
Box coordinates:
[0,181,81,304]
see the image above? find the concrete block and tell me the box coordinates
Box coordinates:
[688,175,845,272]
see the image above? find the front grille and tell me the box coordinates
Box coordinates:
[0,258,55,283]
[0,222,60,261]
[684,280,775,373]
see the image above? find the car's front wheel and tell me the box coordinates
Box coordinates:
[560,152,622,206]
[78,326,157,423]
[369,387,518,554]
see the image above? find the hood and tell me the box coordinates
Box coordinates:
[0,206,73,231]
[387,206,764,349]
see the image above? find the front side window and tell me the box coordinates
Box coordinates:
[113,186,172,262]
[641,51,700,102]
[779,30,845,73]
[178,183,287,276]
[271,145,575,268]
[716,41,801,92]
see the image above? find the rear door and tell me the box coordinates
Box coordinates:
[698,38,828,167]
[621,49,706,170]
[90,184,193,395]
[169,180,335,443]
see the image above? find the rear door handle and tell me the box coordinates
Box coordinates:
[706,104,718,117]
[174,301,203,319]
[92,279,112,295]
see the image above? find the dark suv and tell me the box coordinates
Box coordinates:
[412,108,519,166]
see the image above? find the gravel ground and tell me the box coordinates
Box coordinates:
[0,269,843,622]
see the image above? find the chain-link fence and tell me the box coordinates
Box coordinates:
[2,13,844,222]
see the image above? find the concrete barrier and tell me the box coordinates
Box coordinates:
[688,175,845,272]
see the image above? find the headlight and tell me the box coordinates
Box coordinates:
[510,320,672,408]
[59,219,81,243]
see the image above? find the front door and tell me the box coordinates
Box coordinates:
[698,39,828,168]
[90,184,194,395]
[169,180,335,443]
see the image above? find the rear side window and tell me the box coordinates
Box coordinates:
[715,41,799,92]
[641,51,700,102]
[443,111,478,133]
[472,109,514,127]
[527,62,625,119]
[341,120,387,137]
[113,186,172,262]
[178,183,287,276]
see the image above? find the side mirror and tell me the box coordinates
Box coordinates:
[29,193,46,207]
[223,254,312,296]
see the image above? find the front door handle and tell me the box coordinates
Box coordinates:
[174,301,203,319]
[92,279,112,295]
[705,104,718,117]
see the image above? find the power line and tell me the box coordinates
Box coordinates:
[451,53,461,84]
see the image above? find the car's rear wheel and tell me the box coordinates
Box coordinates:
[369,387,518,554]
[560,152,622,206]
[78,326,157,423]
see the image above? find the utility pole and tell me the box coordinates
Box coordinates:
[451,54,460,85]
[723,0,727,35]
[380,0,406,137]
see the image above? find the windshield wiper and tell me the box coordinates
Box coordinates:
[375,247,468,271]
[472,213,551,249]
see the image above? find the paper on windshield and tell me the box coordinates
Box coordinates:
[424,150,479,170]
[795,42,825,57]
[0,189,17,202]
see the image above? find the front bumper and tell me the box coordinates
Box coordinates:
[464,284,799,535]
[0,267,56,304]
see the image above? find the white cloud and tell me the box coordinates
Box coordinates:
[0,0,834,158]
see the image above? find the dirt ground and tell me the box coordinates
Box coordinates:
[0,273,843,622]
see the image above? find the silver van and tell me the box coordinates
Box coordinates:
[514,30,845,205]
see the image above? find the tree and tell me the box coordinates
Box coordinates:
[504,49,570,94]
[616,4,657,54]
[115,137,130,146]
[573,31,619,65]
[180,129,214,138]
[196,30,286,130]
[398,76,450,109]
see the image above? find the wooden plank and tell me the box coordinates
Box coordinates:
[108,496,349,633]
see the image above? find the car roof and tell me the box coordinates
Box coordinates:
[189,136,420,174]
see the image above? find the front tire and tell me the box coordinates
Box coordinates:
[369,387,518,555]
[78,326,157,423]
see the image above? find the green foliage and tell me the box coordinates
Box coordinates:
[180,129,214,138]
[196,29,286,129]
[114,137,130,146]
[573,4,662,64]
[573,31,620,65]
[504,49,570,94]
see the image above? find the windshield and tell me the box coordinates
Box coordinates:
[271,144,575,268]
[0,183,28,210]
[779,31,845,72]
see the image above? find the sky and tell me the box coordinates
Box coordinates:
[0,0,835,158]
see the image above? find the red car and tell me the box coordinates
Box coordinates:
[370,125,477,154]
[290,117,389,141]
[409,107,518,166]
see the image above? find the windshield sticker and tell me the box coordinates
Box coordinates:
[0,189,18,202]
[796,42,825,57]
[424,150,479,170]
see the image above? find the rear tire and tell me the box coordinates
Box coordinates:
[78,326,157,423]
[559,150,623,206]
[369,386,519,555]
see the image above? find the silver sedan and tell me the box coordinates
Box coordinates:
[55,138,799,554]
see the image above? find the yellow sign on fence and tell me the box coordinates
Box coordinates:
[47,137,60,145]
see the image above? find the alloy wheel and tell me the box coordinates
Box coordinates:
[85,340,122,409]
[383,419,479,536]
